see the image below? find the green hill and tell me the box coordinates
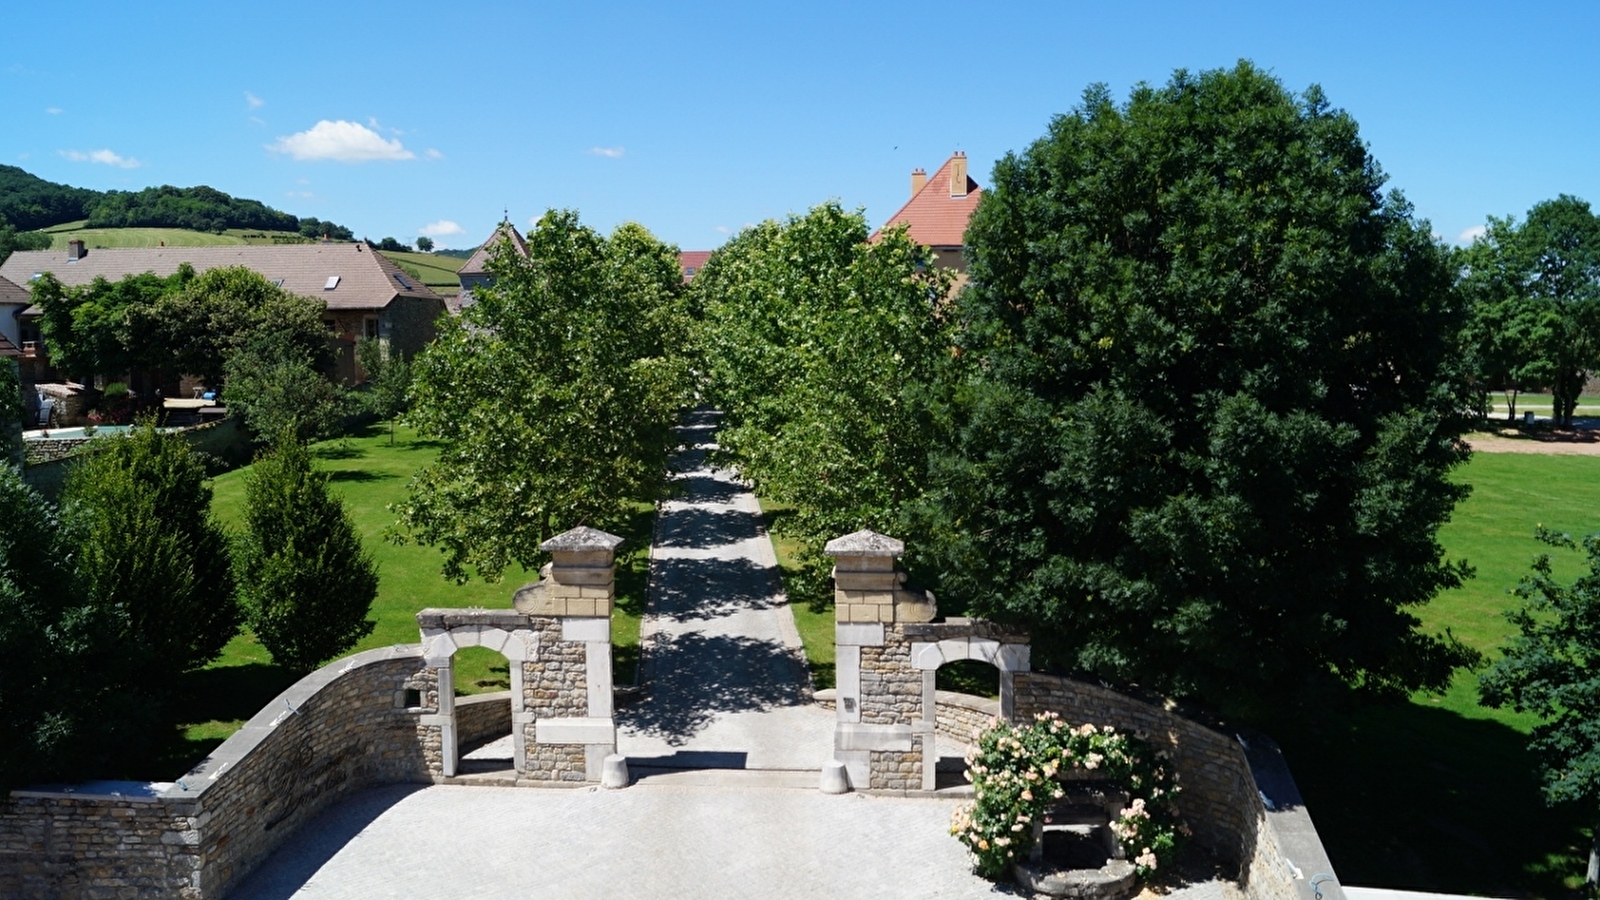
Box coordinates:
[39,223,315,249]
[0,165,353,239]
[377,249,464,294]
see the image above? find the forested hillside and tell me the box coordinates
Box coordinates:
[0,165,352,238]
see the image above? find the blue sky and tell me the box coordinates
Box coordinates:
[3,1,1596,251]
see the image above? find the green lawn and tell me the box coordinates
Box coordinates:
[164,422,650,771]
[1261,450,1600,896]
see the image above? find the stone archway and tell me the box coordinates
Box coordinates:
[825,530,1030,792]
[414,527,622,782]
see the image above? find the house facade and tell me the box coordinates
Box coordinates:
[873,151,984,285]
[0,240,448,385]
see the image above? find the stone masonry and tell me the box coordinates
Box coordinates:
[825,530,1029,792]
[415,526,621,783]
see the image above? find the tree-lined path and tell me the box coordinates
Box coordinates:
[616,408,834,777]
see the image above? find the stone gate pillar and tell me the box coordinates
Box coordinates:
[513,527,622,782]
[414,526,621,784]
[824,530,938,791]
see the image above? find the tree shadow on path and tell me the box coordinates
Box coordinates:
[619,631,811,745]
[226,784,426,900]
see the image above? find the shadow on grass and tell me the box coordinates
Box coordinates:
[311,441,363,460]
[1255,689,1589,898]
[131,663,301,779]
[326,469,393,484]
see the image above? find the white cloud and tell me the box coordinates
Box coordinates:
[714,225,731,234]
[588,146,625,158]
[245,92,264,109]
[286,190,316,199]
[425,148,444,160]
[420,220,465,237]
[45,107,62,115]
[1456,224,1488,245]
[267,120,415,162]
[61,148,141,168]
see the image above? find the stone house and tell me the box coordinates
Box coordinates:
[0,240,447,385]
[451,221,529,314]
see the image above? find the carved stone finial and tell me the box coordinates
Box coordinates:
[823,530,904,558]
[539,527,624,553]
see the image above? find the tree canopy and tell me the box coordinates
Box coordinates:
[235,430,377,673]
[695,203,956,602]
[1458,196,1600,428]
[398,211,693,582]
[1480,529,1600,885]
[922,62,1478,708]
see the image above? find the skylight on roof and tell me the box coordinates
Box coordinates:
[273,279,285,288]
[395,274,413,289]
[324,276,341,290]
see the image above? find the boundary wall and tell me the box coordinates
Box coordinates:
[0,645,432,900]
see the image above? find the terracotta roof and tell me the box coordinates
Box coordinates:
[460,222,528,277]
[679,250,712,283]
[0,274,29,307]
[874,153,983,248]
[0,243,442,312]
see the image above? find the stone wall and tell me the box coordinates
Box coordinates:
[1013,672,1343,900]
[456,691,513,754]
[0,645,433,900]
[816,687,999,748]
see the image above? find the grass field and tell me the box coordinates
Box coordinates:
[38,222,315,249]
[1487,390,1600,418]
[162,421,651,773]
[1261,451,1600,896]
[376,249,465,294]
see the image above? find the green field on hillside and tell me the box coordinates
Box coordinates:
[168,422,650,768]
[39,221,307,249]
[376,249,464,294]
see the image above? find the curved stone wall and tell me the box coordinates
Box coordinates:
[1,645,433,900]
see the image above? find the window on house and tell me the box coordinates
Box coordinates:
[323,319,336,332]
[364,318,379,339]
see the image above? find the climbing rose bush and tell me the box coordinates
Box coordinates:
[949,712,1186,880]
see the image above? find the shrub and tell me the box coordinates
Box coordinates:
[234,430,376,673]
[951,713,1185,881]
[59,423,238,685]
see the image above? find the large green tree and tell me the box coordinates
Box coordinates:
[1480,530,1600,887]
[59,424,238,687]
[33,270,179,383]
[695,203,956,602]
[1459,196,1600,429]
[398,211,692,582]
[923,62,1478,709]
[235,430,377,673]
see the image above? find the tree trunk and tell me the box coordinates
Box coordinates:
[1587,819,1598,886]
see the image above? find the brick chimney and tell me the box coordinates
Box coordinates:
[949,151,968,198]
[910,168,927,198]
[67,239,86,261]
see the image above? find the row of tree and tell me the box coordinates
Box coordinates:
[0,425,376,790]
[32,266,347,442]
[0,163,355,239]
[1459,195,1600,427]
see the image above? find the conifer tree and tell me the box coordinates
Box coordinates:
[236,430,377,673]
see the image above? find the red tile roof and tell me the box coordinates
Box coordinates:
[0,243,443,312]
[679,250,712,282]
[874,153,983,248]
